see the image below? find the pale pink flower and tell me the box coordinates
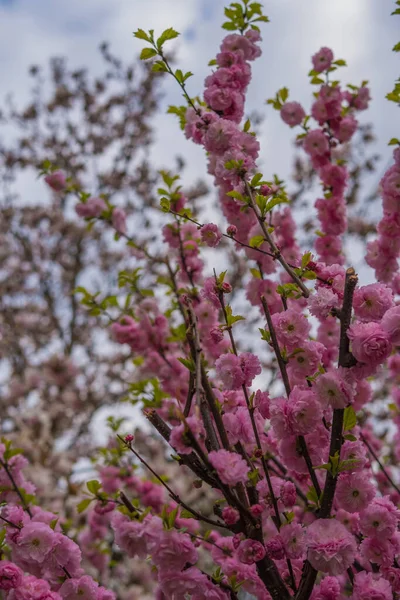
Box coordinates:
[312,47,334,73]
[111,207,127,235]
[237,539,266,564]
[381,305,400,344]
[359,536,395,567]
[0,561,23,591]
[359,497,399,539]
[59,575,99,600]
[151,529,198,572]
[280,102,306,127]
[353,283,394,322]
[75,197,107,219]
[44,170,66,192]
[271,309,311,349]
[335,472,375,513]
[351,571,392,600]
[17,522,56,563]
[306,518,356,575]
[208,449,249,486]
[280,523,306,559]
[315,369,354,409]
[347,321,392,366]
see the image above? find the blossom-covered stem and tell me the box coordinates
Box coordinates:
[183,371,195,417]
[261,297,291,397]
[144,409,220,487]
[119,490,139,514]
[244,180,310,297]
[187,304,203,409]
[165,259,232,453]
[360,432,400,495]
[118,436,228,530]
[320,267,358,517]
[0,514,21,529]
[218,290,282,528]
[268,458,309,506]
[200,364,232,451]
[0,458,33,517]
[296,268,358,600]
[199,396,220,452]
[261,297,322,496]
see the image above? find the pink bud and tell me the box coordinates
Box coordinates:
[44,170,66,192]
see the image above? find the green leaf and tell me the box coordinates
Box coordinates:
[208,58,217,66]
[343,406,357,431]
[178,357,196,373]
[343,433,357,442]
[243,118,251,132]
[333,59,347,66]
[393,42,400,52]
[301,251,312,269]
[249,235,265,249]
[156,28,179,48]
[180,509,196,519]
[250,268,261,279]
[225,305,246,326]
[389,138,400,146]
[133,29,151,42]
[86,480,101,495]
[140,47,157,60]
[77,498,93,514]
[152,61,168,73]
[279,87,289,102]
[160,198,171,212]
[306,486,320,505]
[222,21,237,30]
[310,76,325,85]
[250,172,263,187]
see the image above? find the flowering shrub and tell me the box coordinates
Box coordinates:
[1,1,400,599]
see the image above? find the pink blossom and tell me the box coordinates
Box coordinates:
[303,129,330,157]
[311,576,341,600]
[351,571,392,600]
[335,472,375,513]
[159,567,228,600]
[111,513,148,558]
[309,287,341,319]
[280,523,306,559]
[204,119,239,154]
[315,369,354,409]
[359,536,395,567]
[237,539,266,564]
[44,170,66,192]
[359,497,399,539]
[170,416,206,455]
[353,283,394,322]
[8,575,61,600]
[306,518,356,575]
[381,305,400,344]
[347,321,392,366]
[220,33,261,61]
[222,507,239,525]
[312,47,334,73]
[111,207,127,235]
[0,561,23,590]
[151,529,198,572]
[271,309,311,349]
[59,575,99,600]
[353,86,371,110]
[200,223,223,247]
[254,389,270,419]
[17,521,56,563]
[75,197,107,219]
[331,115,358,143]
[208,449,249,485]
[280,102,306,127]
[270,387,322,437]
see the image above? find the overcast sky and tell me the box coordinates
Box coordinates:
[0,0,398,190]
